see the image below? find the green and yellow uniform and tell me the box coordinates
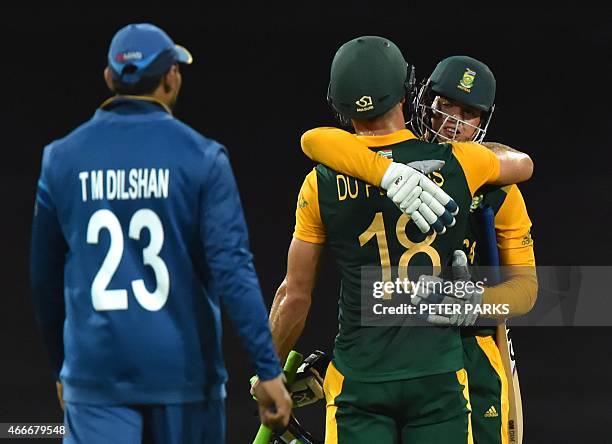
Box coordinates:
[461,184,535,444]
[295,128,502,443]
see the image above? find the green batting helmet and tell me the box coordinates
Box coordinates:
[429,55,496,112]
[413,55,496,143]
[327,36,415,121]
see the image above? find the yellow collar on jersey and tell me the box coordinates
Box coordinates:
[99,95,172,115]
[355,129,418,147]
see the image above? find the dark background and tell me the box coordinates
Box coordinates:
[2,4,611,443]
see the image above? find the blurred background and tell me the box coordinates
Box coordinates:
[1,4,611,442]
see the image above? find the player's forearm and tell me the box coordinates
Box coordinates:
[483,142,534,184]
[482,267,538,319]
[269,286,311,365]
[301,127,391,186]
[272,238,322,363]
[269,278,287,324]
[217,262,282,381]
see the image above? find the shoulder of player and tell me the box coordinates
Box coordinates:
[41,116,101,161]
[393,138,452,155]
[448,140,490,156]
[302,167,321,187]
[313,163,355,189]
[391,139,454,167]
[164,118,227,156]
[314,163,333,176]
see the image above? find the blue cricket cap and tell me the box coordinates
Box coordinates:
[108,23,193,84]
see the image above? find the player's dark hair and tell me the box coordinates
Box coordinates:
[111,65,164,96]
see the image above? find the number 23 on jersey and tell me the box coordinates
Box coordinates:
[86,208,169,312]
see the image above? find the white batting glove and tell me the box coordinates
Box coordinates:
[381,161,458,234]
[412,250,483,326]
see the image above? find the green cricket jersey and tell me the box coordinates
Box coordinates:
[294,129,501,382]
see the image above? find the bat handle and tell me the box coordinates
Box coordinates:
[252,425,273,444]
[252,350,304,444]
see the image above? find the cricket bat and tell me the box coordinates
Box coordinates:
[496,323,523,444]
[252,350,304,444]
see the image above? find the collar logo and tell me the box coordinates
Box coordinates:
[355,95,374,112]
[116,51,143,63]
[470,194,483,212]
[377,149,393,159]
[458,68,476,92]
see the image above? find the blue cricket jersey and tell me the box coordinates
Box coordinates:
[30,96,281,405]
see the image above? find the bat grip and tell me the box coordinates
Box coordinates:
[252,350,304,444]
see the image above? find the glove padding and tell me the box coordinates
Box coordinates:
[411,250,483,326]
[381,161,458,235]
[288,350,329,408]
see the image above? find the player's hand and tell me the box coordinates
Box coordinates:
[289,350,328,408]
[381,161,458,235]
[56,381,64,411]
[252,374,292,431]
[411,250,483,326]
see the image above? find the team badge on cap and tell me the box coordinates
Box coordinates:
[458,68,476,92]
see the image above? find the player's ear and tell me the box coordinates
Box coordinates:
[162,65,179,94]
[103,67,115,92]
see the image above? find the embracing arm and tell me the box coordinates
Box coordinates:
[481,142,533,185]
[482,185,538,319]
[301,127,391,186]
[301,128,534,189]
[482,268,538,319]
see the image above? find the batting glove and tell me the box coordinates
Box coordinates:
[288,350,329,408]
[411,250,483,326]
[381,161,458,235]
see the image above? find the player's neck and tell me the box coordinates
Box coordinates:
[351,106,406,136]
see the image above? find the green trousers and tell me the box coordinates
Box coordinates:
[323,362,473,444]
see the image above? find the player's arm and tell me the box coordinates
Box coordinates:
[29,146,67,382]
[201,147,291,430]
[199,146,282,382]
[301,127,391,187]
[301,127,532,189]
[301,128,458,234]
[270,239,323,364]
[269,170,325,364]
[451,140,533,197]
[481,141,533,185]
[482,186,537,318]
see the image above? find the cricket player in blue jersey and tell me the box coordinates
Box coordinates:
[29,23,291,444]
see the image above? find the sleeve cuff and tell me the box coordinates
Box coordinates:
[256,366,283,382]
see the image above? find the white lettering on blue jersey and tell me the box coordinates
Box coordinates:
[78,169,170,201]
